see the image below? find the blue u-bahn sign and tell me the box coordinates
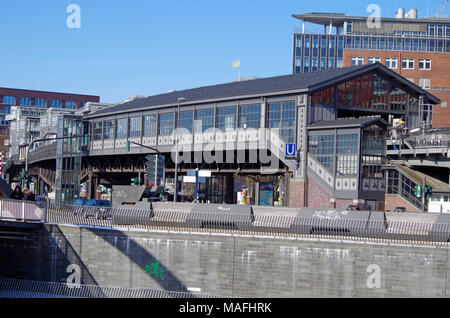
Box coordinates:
[285,144,296,157]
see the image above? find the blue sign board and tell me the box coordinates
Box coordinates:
[187,170,197,177]
[285,144,296,157]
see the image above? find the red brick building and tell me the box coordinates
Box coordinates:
[293,11,450,128]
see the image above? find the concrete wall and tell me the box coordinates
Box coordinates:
[3,224,449,297]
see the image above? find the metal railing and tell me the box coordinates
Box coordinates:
[388,185,423,210]
[0,198,46,222]
[3,198,450,244]
[43,203,450,244]
[28,143,57,164]
[409,134,449,149]
[0,278,222,298]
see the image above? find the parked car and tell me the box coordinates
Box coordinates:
[390,207,406,213]
[82,200,112,220]
[74,198,87,206]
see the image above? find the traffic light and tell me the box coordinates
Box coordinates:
[131,178,142,186]
[126,141,131,152]
[424,186,433,199]
[414,185,422,198]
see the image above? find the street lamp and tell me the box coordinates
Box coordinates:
[174,97,185,202]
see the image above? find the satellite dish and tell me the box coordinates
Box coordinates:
[441,101,448,108]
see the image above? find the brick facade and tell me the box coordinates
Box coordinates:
[385,194,421,213]
[288,179,305,208]
[343,49,450,128]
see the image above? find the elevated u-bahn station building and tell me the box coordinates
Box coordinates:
[78,63,439,210]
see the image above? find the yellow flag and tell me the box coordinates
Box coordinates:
[231,60,240,68]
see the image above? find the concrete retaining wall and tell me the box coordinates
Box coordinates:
[2,224,448,297]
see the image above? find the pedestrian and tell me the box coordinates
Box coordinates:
[10,186,24,201]
[24,189,36,202]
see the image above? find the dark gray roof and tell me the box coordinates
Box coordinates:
[87,63,440,118]
[307,117,389,130]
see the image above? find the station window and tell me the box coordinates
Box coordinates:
[143,115,157,137]
[267,101,296,144]
[195,108,215,133]
[239,104,261,129]
[159,113,174,136]
[92,122,103,141]
[129,117,142,138]
[217,106,237,131]
[103,120,114,140]
[115,118,128,139]
[178,110,193,133]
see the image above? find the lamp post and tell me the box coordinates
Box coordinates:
[174,97,185,202]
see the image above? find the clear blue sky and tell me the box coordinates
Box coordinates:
[0,0,448,103]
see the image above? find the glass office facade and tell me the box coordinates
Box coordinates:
[294,33,450,73]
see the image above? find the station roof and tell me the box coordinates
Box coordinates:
[86,63,440,119]
[387,164,450,193]
[307,117,389,130]
[292,12,450,26]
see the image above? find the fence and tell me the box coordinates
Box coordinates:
[0,198,45,222]
[2,198,450,244]
[0,278,222,298]
[43,203,450,244]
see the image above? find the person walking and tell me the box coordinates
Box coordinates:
[10,186,24,201]
[23,188,36,201]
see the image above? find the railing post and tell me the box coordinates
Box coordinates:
[22,201,25,221]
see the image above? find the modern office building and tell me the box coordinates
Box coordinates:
[0,87,100,157]
[79,64,439,210]
[292,10,450,128]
